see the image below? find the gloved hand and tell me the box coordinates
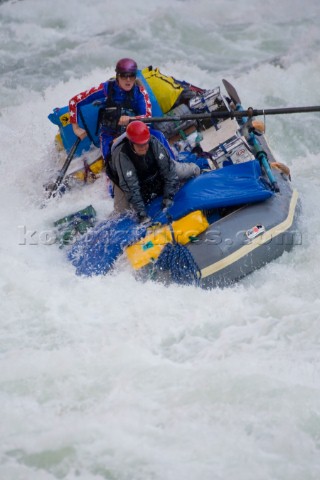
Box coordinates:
[138,213,153,228]
[162,198,173,210]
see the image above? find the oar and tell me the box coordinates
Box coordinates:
[222,78,241,105]
[46,137,81,199]
[138,105,320,124]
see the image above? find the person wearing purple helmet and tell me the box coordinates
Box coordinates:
[69,58,152,168]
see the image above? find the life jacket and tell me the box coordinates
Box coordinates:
[141,67,184,114]
[104,79,135,113]
[123,140,161,188]
[97,79,137,136]
[108,137,163,195]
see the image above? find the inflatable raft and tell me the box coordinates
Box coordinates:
[50,71,301,288]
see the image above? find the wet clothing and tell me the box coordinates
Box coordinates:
[69,79,152,159]
[111,135,179,218]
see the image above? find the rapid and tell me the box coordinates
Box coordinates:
[1,0,320,479]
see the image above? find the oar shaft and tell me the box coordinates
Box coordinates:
[56,137,81,184]
[250,106,320,116]
[47,137,81,199]
[138,105,320,123]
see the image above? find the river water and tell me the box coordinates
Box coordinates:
[1,0,320,479]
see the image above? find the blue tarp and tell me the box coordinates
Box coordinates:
[151,160,274,223]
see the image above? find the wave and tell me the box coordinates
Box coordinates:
[1,2,320,478]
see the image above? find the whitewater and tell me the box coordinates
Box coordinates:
[1,0,320,479]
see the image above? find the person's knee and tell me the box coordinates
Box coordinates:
[190,163,201,177]
[175,161,200,180]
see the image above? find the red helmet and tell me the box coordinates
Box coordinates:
[115,58,137,75]
[126,121,150,144]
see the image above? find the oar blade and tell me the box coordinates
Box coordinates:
[222,79,241,105]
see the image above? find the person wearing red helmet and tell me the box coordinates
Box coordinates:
[110,121,179,223]
[126,120,151,144]
[68,58,152,164]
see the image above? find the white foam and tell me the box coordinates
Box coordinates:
[1,0,320,478]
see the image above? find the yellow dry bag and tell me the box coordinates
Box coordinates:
[141,67,184,114]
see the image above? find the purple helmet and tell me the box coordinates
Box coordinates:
[115,58,137,75]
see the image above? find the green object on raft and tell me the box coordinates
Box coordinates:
[54,205,97,247]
